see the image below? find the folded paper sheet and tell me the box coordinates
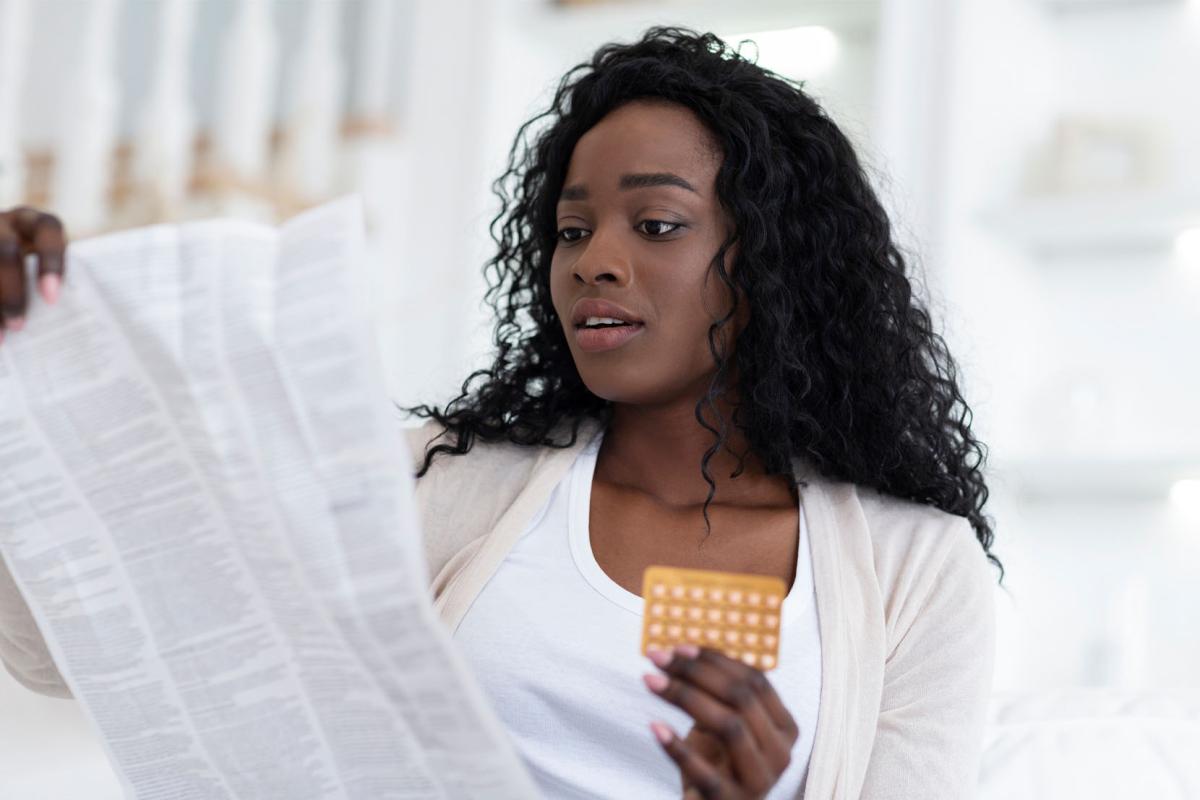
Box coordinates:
[0,195,539,799]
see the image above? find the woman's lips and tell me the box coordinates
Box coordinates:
[574,323,645,352]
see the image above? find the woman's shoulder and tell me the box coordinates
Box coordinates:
[399,415,603,477]
[850,483,992,601]
[399,418,548,535]
[397,416,600,585]
[400,418,542,477]
[855,484,974,545]
[397,415,602,516]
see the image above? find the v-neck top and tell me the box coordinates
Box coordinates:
[453,424,821,798]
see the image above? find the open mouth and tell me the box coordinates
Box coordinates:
[575,316,642,329]
[574,321,646,352]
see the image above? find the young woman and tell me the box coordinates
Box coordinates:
[0,26,1003,800]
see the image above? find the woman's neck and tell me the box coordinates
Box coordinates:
[597,397,794,510]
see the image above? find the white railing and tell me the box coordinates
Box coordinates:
[0,0,406,236]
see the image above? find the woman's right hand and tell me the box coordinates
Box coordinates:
[0,205,67,346]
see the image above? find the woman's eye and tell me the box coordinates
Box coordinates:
[557,227,588,243]
[639,220,682,237]
[556,220,682,244]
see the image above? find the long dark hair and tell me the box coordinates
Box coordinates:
[398,25,1004,584]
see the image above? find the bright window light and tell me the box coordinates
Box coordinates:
[1174,227,1200,262]
[1168,478,1200,518]
[722,26,840,81]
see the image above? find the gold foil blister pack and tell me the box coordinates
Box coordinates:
[641,566,785,671]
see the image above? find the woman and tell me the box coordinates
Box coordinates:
[0,26,1002,800]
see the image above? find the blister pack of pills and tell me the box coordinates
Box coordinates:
[641,565,785,671]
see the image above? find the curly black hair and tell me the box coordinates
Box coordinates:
[398,25,1004,585]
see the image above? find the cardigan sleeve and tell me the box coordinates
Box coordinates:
[859,517,996,799]
[0,553,72,698]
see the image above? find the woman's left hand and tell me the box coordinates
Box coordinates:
[643,643,799,799]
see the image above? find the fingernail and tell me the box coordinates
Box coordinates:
[40,275,61,305]
[647,648,671,668]
[650,720,674,745]
[676,643,699,658]
[0,329,5,346]
[643,672,668,692]
[5,316,22,332]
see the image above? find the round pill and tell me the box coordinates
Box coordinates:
[726,610,742,625]
[764,614,778,628]
[652,584,667,597]
[744,632,759,646]
[761,654,776,668]
[707,608,722,623]
[741,652,758,666]
[763,634,777,648]
[729,590,743,604]
[747,591,762,606]
[686,626,702,640]
[709,588,724,602]
[706,629,721,642]
[689,586,705,600]
[688,607,703,620]
[724,630,740,644]
[667,624,682,638]
[766,594,781,608]
[648,622,663,636]
[650,603,665,616]
[745,612,761,626]
[671,585,686,598]
[669,605,684,619]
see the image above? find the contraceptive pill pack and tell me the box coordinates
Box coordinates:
[640,565,785,671]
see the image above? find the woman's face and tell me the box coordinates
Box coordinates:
[550,99,746,407]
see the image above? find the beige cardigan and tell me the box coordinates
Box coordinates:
[1,415,996,799]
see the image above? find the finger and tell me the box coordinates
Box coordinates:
[645,668,774,793]
[691,645,799,744]
[654,645,793,770]
[0,215,26,329]
[9,206,65,305]
[651,720,733,800]
[679,728,730,798]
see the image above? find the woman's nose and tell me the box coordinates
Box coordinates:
[572,228,632,284]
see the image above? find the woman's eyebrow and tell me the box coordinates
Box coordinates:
[559,172,698,201]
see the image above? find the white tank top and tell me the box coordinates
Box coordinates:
[454,426,821,798]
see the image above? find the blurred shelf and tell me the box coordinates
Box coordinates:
[989,454,1200,502]
[978,190,1200,258]
[1031,0,1183,13]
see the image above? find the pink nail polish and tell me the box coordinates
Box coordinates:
[5,317,22,332]
[647,648,671,668]
[41,275,61,305]
[643,672,668,692]
[676,643,699,658]
[650,720,674,744]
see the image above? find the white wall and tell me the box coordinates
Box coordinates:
[937,0,1200,690]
